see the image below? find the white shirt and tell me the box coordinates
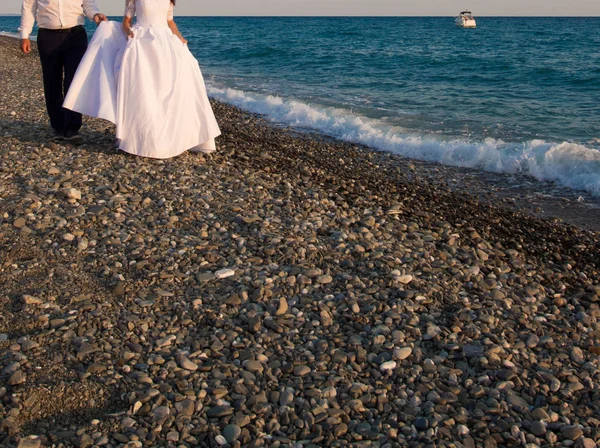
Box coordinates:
[19,0,100,39]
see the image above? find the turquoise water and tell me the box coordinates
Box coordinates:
[2,16,600,194]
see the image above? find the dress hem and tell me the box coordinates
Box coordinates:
[116,135,220,159]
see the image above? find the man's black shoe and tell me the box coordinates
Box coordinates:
[63,130,84,145]
[49,129,64,142]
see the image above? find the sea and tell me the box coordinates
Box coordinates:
[2,16,600,196]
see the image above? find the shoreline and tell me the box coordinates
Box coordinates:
[3,32,600,228]
[2,35,600,447]
[210,92,600,233]
[292,127,600,233]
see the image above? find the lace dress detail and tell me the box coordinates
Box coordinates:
[124,0,174,21]
[124,0,135,18]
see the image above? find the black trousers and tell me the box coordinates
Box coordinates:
[37,26,88,135]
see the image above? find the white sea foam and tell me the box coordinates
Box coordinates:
[208,85,600,196]
[0,31,19,39]
[0,31,36,41]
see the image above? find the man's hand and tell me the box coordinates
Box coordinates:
[93,13,108,25]
[20,39,31,54]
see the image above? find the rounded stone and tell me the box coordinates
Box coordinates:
[196,272,216,282]
[414,417,428,431]
[561,425,583,440]
[526,334,539,348]
[153,406,170,422]
[397,274,413,284]
[280,388,295,406]
[580,438,597,448]
[394,347,412,360]
[13,217,26,228]
[17,436,41,448]
[223,424,242,443]
[333,423,348,437]
[530,421,546,436]
[317,274,333,284]
[215,268,236,279]
[178,356,198,371]
[531,408,550,421]
[245,360,264,374]
[275,297,288,315]
[8,370,25,386]
[65,188,82,200]
[293,365,311,376]
[380,360,397,372]
[457,425,470,436]
[570,347,585,364]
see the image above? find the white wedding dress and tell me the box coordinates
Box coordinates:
[63,0,221,159]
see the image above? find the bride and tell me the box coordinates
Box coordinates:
[63,0,221,159]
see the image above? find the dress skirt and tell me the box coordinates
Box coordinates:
[64,21,221,159]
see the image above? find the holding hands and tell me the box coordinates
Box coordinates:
[93,13,108,25]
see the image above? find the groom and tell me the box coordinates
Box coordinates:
[19,0,107,141]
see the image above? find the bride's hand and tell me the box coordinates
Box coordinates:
[179,37,188,45]
[125,27,134,39]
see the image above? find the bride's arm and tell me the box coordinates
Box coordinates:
[168,19,187,45]
[123,0,135,38]
[123,15,134,38]
[167,3,187,44]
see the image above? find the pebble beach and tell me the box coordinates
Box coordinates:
[1,35,600,448]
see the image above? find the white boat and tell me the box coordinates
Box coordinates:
[455,11,477,28]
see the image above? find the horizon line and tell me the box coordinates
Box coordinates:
[0,12,600,18]
[1,13,600,18]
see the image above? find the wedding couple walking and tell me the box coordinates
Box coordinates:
[19,0,221,159]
